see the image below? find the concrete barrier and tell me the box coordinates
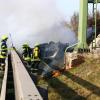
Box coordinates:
[11,50,43,100]
[0,58,8,100]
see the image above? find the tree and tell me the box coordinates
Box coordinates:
[70,12,79,36]
[68,11,100,36]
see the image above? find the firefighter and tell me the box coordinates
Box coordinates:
[33,44,40,61]
[31,44,41,72]
[0,35,8,70]
[22,43,32,65]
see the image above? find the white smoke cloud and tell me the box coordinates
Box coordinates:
[28,23,76,46]
[0,0,76,49]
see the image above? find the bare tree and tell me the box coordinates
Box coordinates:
[69,11,100,35]
[70,12,79,36]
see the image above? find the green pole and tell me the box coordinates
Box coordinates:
[94,0,97,48]
[77,0,89,51]
[92,2,94,49]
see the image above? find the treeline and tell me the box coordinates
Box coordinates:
[66,11,100,36]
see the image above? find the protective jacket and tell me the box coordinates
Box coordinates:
[22,47,32,61]
[33,46,40,61]
[0,40,8,58]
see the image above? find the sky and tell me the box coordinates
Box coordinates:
[0,0,77,48]
[0,0,100,48]
[56,0,100,20]
[56,0,79,21]
[1,0,100,49]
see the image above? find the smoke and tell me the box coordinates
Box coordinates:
[28,24,76,46]
[0,0,77,50]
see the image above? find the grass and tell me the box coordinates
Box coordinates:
[38,57,100,100]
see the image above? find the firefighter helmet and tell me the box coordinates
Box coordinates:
[22,43,29,48]
[34,47,39,51]
[1,35,8,40]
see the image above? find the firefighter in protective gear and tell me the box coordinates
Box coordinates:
[33,46,40,61]
[31,44,41,71]
[0,35,8,70]
[22,44,32,65]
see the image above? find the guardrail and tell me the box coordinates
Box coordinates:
[0,58,8,100]
[64,42,79,53]
[11,50,43,100]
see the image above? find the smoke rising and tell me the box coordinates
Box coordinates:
[0,0,76,49]
[28,24,76,46]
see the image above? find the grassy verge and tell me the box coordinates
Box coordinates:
[38,57,100,100]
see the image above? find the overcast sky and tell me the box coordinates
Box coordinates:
[1,0,100,49]
[57,0,100,20]
[0,0,78,46]
[56,0,79,20]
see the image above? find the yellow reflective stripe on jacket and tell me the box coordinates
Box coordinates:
[32,58,40,61]
[2,45,6,48]
[0,55,6,58]
[24,57,31,61]
[0,48,14,51]
[0,48,7,50]
[1,52,6,54]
